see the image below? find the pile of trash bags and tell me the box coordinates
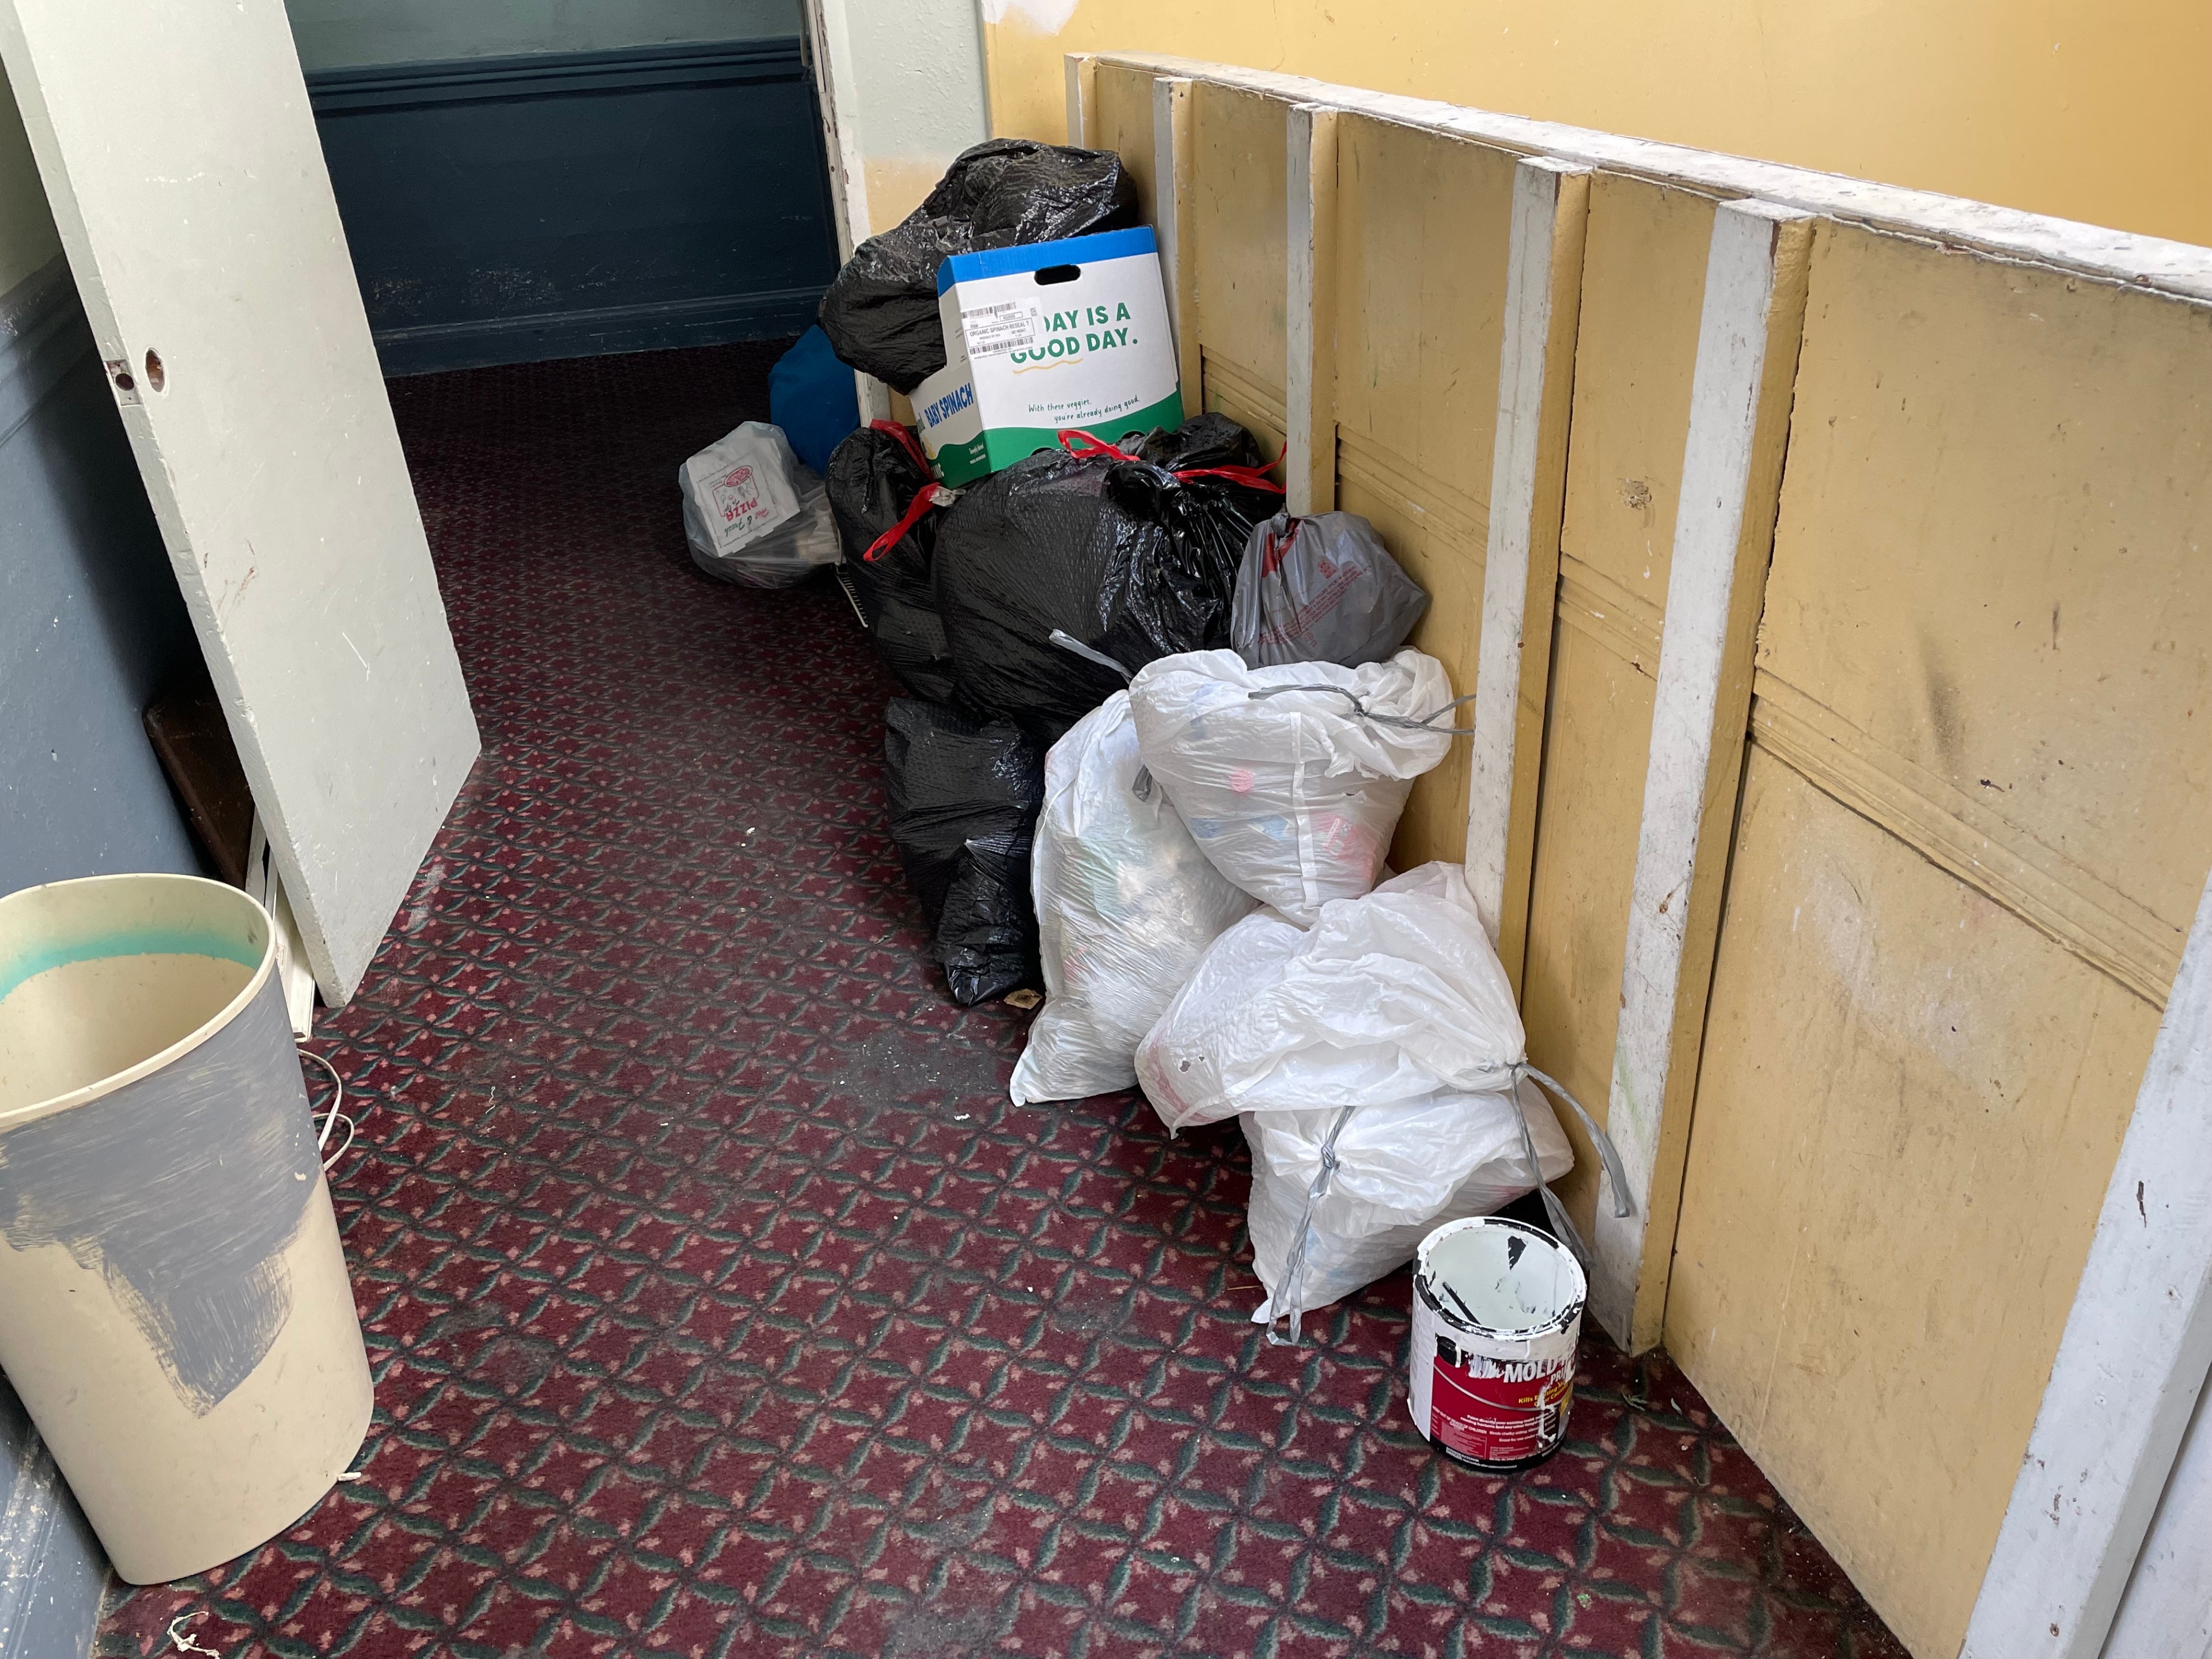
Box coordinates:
[935,415,1282,744]
[827,406,1290,1006]
[795,137,1621,1338]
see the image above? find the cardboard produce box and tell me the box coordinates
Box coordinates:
[912,226,1184,486]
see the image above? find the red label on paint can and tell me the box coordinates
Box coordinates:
[1424,1343,1575,1467]
[1407,1216,1586,1472]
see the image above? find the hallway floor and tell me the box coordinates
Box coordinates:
[96,344,1906,1659]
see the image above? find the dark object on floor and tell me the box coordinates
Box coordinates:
[142,667,251,887]
[768,325,861,476]
[881,698,1043,1006]
[826,424,957,703]
[816,139,1139,393]
[96,341,1906,1659]
[1232,508,1433,668]
[934,412,1283,746]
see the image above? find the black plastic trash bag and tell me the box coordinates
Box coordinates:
[827,424,958,703]
[933,413,1284,747]
[881,699,1044,1006]
[817,139,1140,393]
[1230,510,1431,668]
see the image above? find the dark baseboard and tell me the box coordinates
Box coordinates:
[306,39,839,378]
[306,38,809,111]
[374,285,825,377]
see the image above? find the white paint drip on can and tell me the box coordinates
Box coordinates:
[1408,1215,1588,1469]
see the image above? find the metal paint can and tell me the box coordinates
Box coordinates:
[0,874,372,1582]
[1408,1215,1586,1471]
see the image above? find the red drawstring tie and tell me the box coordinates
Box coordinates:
[1056,428,1287,493]
[865,423,1286,562]
[863,421,953,563]
[1257,516,1301,578]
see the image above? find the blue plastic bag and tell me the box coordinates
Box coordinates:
[770,325,861,476]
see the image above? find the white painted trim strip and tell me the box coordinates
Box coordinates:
[1962,863,2212,1658]
[2105,1373,2212,1659]
[1064,52,1092,147]
[1086,54,2212,305]
[1284,103,1336,516]
[1589,199,1808,1343]
[1466,157,1584,943]
[801,0,870,256]
[1152,77,1199,408]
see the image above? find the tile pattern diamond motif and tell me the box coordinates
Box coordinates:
[95,343,1906,1659]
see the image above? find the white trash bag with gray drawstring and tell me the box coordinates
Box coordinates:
[1127,648,1456,924]
[1242,1078,1573,1325]
[1132,862,1630,1339]
[1010,691,1257,1105]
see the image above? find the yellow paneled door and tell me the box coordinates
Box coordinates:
[1664,222,2212,1657]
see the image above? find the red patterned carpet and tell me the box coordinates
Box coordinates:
[96,343,1906,1659]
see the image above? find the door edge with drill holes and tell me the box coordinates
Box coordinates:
[0,0,480,1005]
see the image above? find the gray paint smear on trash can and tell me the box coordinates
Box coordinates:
[0,973,317,1416]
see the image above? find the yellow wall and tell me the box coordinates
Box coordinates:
[984,0,2212,246]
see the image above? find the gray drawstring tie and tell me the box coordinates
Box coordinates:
[1245,682,1482,738]
[1263,1062,1633,1348]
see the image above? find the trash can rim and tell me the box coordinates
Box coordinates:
[0,872,278,1131]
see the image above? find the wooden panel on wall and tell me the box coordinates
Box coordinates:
[1666,221,2212,1657]
[1189,82,1286,453]
[1669,747,2163,1657]
[1092,62,1157,223]
[1330,116,1520,871]
[1521,175,1714,1236]
[1751,229,2212,972]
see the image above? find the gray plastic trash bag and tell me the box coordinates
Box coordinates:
[678,422,840,589]
[1230,510,1430,668]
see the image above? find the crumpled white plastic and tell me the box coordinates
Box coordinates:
[1127,648,1453,923]
[1243,1079,1573,1320]
[1134,862,1525,1132]
[1131,862,1580,1323]
[1010,693,1257,1105]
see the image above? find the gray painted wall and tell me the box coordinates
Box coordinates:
[0,66,202,1659]
[284,0,804,71]
[0,257,203,902]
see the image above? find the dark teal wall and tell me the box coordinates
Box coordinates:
[307,40,839,376]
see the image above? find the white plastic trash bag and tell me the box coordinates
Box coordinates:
[1010,693,1257,1105]
[679,421,841,588]
[1243,1080,1573,1321]
[1134,863,1525,1133]
[1131,862,1629,1332]
[1127,648,1453,922]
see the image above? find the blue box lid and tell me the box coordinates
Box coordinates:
[935,225,1158,296]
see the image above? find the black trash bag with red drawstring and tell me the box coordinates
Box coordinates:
[827,423,957,704]
[933,413,1283,747]
[881,698,1043,1006]
[817,139,1141,393]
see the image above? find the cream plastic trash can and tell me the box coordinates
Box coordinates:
[0,874,372,1583]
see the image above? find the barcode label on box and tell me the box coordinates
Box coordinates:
[962,301,1042,358]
